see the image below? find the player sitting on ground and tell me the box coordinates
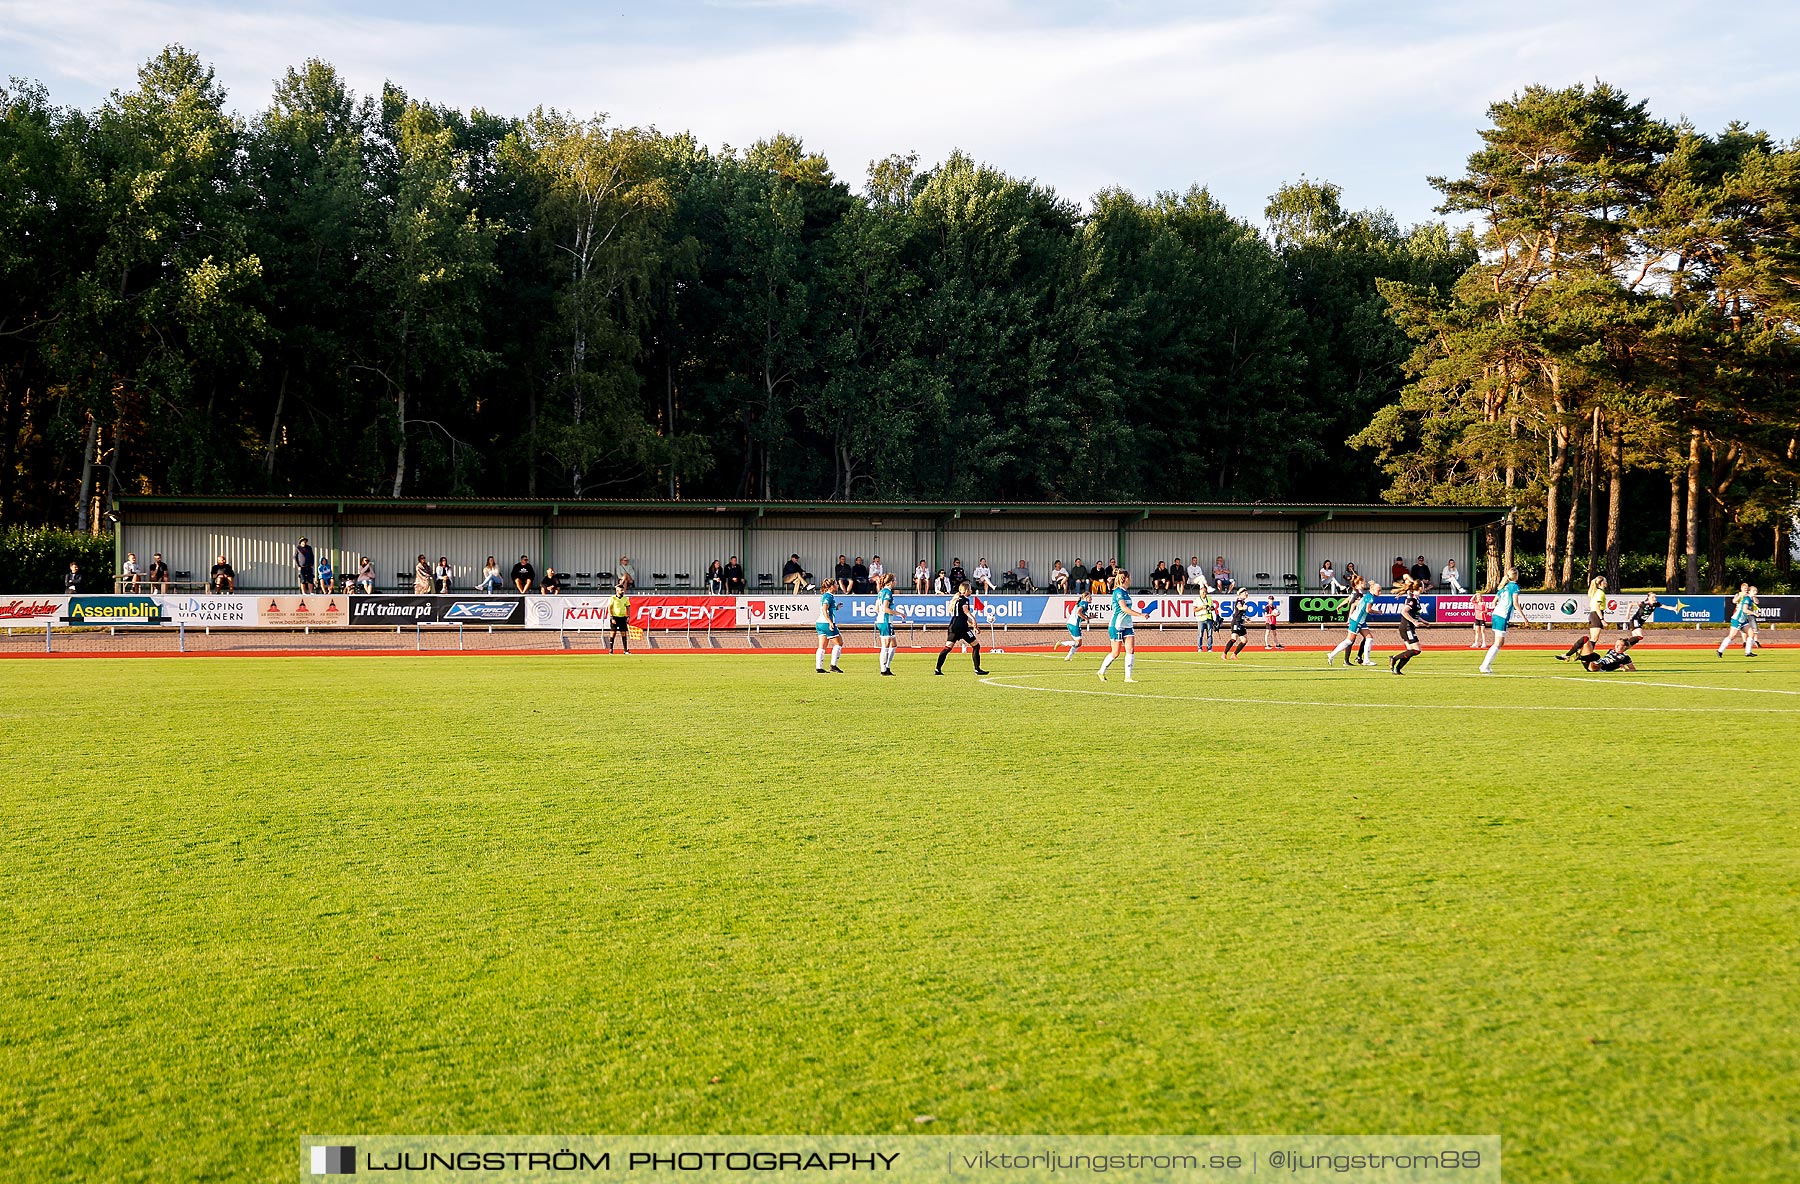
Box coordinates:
[1582,645,1637,673]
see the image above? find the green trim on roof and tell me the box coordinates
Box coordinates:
[114,495,1512,520]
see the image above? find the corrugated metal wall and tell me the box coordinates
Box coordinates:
[1126,526,1299,587]
[343,524,539,590]
[941,527,1115,583]
[1302,525,1472,589]
[749,528,934,587]
[550,527,741,588]
[124,513,332,589]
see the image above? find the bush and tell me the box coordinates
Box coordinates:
[0,526,115,593]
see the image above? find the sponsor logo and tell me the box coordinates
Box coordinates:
[311,1145,356,1175]
[159,595,253,625]
[0,598,62,621]
[64,595,161,625]
[348,598,434,623]
[443,600,521,623]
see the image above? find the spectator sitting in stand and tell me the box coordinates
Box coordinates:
[1187,556,1206,593]
[706,560,724,593]
[1049,561,1069,593]
[1319,560,1344,592]
[933,568,951,594]
[869,555,886,589]
[1391,556,1410,584]
[835,555,854,589]
[121,552,141,591]
[782,554,808,592]
[1172,558,1188,595]
[541,567,564,594]
[1013,559,1033,591]
[1410,555,1432,588]
[913,559,930,593]
[1441,559,1465,594]
[511,554,536,594]
[851,556,870,592]
[413,554,432,593]
[973,558,994,592]
[1151,561,1173,591]
[1070,558,1089,593]
[949,558,967,589]
[434,556,453,593]
[1211,556,1234,593]
[1342,561,1360,591]
[356,556,375,593]
[478,556,503,592]
[209,555,236,593]
[723,555,746,593]
[148,552,170,593]
[617,556,637,590]
[316,553,335,593]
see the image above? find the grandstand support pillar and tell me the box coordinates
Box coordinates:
[742,508,761,581]
[543,506,556,574]
[1299,511,1333,591]
[936,510,960,575]
[1117,509,1149,578]
[111,501,122,590]
[331,504,343,584]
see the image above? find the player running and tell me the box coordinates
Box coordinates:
[1221,589,1251,660]
[874,573,910,676]
[1327,580,1378,667]
[1098,571,1147,682]
[934,582,989,676]
[1717,584,1760,658]
[1389,578,1426,675]
[1062,589,1093,661]
[1618,592,1660,653]
[1477,568,1528,674]
[814,578,845,673]
[1558,575,1608,662]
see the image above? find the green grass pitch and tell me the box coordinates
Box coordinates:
[2,647,1797,1182]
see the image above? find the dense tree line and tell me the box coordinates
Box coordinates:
[1360,83,1800,590]
[2,54,1795,588]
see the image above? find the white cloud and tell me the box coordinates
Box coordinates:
[2,0,1796,224]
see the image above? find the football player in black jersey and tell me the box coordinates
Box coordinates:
[1221,589,1251,660]
[1389,578,1427,675]
[1582,645,1636,673]
[1619,592,1659,652]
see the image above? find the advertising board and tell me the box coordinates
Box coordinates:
[159,594,259,626]
[258,595,351,627]
[0,596,68,625]
[62,595,162,625]
[347,596,437,625]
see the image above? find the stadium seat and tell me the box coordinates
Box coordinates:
[674,571,691,588]
[1282,573,1300,591]
[652,572,670,589]
[757,574,774,589]
[1255,571,1272,588]
[597,570,614,585]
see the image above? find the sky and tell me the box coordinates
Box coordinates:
[3,0,1797,227]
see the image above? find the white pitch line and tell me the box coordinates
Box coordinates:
[977,671,1800,714]
[1549,675,1800,697]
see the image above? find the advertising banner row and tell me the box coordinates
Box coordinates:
[5,591,1796,630]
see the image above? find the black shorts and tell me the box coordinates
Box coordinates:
[1399,621,1419,644]
[1588,610,1603,629]
[947,623,975,643]
[1230,623,1248,636]
[610,615,628,632]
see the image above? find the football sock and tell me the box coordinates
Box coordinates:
[1481,639,1502,670]
[935,648,948,672]
[1396,650,1416,672]
[1099,653,1116,675]
[815,645,826,671]
[1329,639,1351,662]
[1124,654,1135,678]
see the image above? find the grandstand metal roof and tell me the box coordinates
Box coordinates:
[116,495,1510,520]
